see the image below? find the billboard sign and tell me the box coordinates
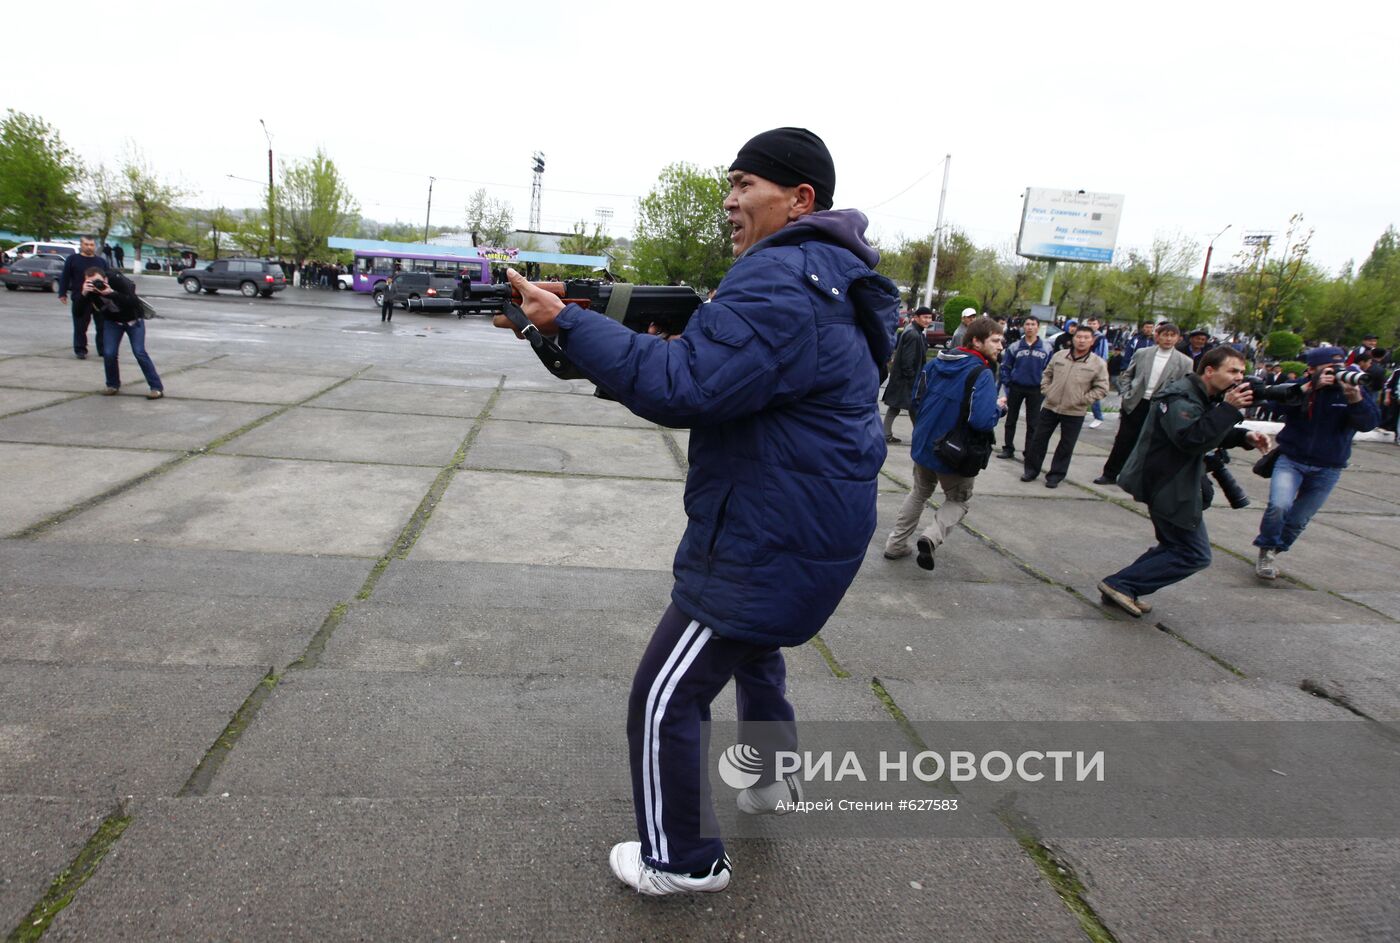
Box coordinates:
[1016,188,1125,263]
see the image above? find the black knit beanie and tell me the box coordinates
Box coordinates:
[729,128,835,211]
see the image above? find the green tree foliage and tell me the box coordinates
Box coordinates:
[229,209,272,258]
[1305,226,1400,346]
[120,148,184,263]
[1264,330,1303,360]
[0,110,84,240]
[277,148,358,264]
[1103,233,1200,325]
[629,163,732,291]
[559,220,615,258]
[465,189,515,247]
[1225,214,1319,336]
[87,165,122,249]
[941,293,979,318]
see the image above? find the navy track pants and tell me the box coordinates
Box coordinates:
[627,603,797,874]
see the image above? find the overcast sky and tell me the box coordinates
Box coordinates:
[6,0,1396,275]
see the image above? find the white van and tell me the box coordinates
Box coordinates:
[8,241,80,260]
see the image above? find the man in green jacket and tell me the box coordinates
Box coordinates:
[1098,346,1270,616]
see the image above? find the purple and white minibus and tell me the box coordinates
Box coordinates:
[331,239,495,305]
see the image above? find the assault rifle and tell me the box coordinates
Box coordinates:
[404,278,704,381]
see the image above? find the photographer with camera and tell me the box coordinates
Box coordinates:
[83,268,164,399]
[1252,347,1379,579]
[1098,346,1270,616]
[501,128,899,896]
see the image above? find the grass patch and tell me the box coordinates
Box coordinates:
[7,807,132,943]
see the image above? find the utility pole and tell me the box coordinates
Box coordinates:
[919,155,951,310]
[260,119,275,259]
[424,177,436,243]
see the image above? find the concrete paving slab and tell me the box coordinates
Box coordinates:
[0,442,177,534]
[0,388,75,418]
[833,578,1097,623]
[1149,586,1391,626]
[1059,838,1400,943]
[304,379,494,418]
[465,421,682,479]
[1304,678,1400,719]
[160,366,345,404]
[213,670,914,800]
[316,600,834,682]
[218,406,472,466]
[1201,506,1400,592]
[867,492,1052,584]
[0,541,372,601]
[48,797,1083,942]
[358,364,506,388]
[0,395,275,451]
[205,353,367,378]
[489,389,657,429]
[1335,592,1400,621]
[884,452,1101,500]
[0,585,329,669]
[883,676,1350,721]
[411,470,686,569]
[1313,512,1400,551]
[0,663,267,797]
[0,797,108,932]
[372,559,677,610]
[40,455,439,558]
[826,617,1224,683]
[0,353,200,393]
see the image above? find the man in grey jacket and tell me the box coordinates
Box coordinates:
[1094,322,1193,486]
[1021,324,1110,488]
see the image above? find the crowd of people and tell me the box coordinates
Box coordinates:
[880,306,1393,600]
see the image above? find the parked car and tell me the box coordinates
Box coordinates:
[0,254,65,292]
[378,271,459,308]
[178,258,287,297]
[924,319,952,348]
[7,241,80,261]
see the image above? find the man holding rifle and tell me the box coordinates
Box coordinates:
[500,128,899,895]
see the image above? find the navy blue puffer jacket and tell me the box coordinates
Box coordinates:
[551,210,899,647]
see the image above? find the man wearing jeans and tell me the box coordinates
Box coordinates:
[1100,347,1270,616]
[1253,346,1380,579]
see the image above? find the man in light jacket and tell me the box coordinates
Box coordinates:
[1021,323,1109,488]
[1094,322,1193,486]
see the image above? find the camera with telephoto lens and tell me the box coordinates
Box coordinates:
[1319,365,1367,388]
[1236,375,1304,404]
[1203,447,1250,510]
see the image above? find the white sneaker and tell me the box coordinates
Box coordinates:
[1256,548,1279,580]
[608,841,731,895]
[737,774,805,815]
[1088,419,1103,429]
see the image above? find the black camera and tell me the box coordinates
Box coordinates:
[1203,447,1250,510]
[1236,376,1304,404]
[89,278,107,291]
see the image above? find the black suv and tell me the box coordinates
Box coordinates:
[379,272,459,308]
[179,258,287,297]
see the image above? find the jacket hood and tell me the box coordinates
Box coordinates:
[747,209,880,268]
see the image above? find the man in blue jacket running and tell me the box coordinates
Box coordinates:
[884,316,1004,570]
[502,128,899,895]
[1253,346,1380,579]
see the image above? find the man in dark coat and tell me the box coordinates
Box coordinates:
[501,128,898,896]
[1100,347,1270,615]
[56,236,110,359]
[882,306,932,442]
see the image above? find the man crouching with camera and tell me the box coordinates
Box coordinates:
[1252,346,1380,580]
[1098,346,1270,617]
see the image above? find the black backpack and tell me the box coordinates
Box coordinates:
[932,365,995,477]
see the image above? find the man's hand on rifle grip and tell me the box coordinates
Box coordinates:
[495,268,565,337]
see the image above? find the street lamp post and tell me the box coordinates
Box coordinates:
[1199,224,1231,294]
[260,119,275,260]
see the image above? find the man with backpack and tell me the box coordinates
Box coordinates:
[884,316,1004,572]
